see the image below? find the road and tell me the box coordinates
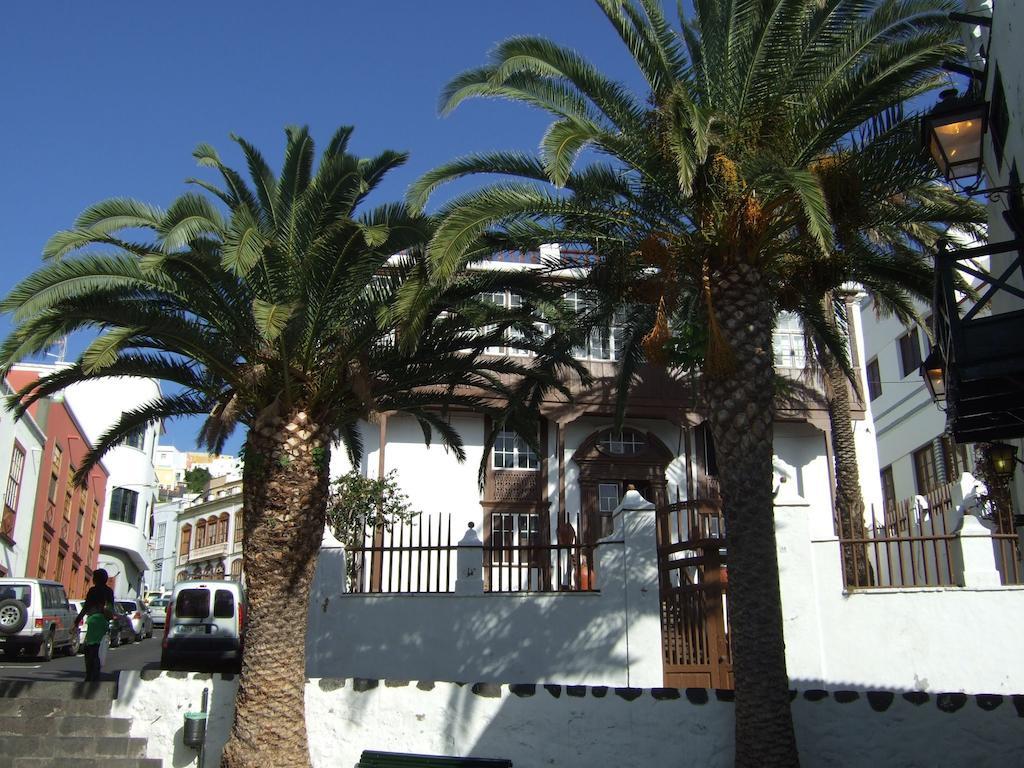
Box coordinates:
[0,636,162,682]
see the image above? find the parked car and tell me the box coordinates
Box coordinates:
[116,599,154,641]
[148,596,170,627]
[108,603,135,648]
[0,578,79,660]
[161,580,246,670]
[68,599,87,651]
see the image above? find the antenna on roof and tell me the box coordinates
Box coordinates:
[45,336,68,364]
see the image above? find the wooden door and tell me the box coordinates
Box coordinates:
[657,501,733,689]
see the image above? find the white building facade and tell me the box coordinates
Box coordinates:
[174,476,244,584]
[0,380,46,578]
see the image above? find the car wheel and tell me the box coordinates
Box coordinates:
[0,599,28,635]
[109,630,120,649]
[65,633,80,656]
[134,631,144,642]
[38,634,54,662]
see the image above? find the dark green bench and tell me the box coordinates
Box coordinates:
[357,751,513,767]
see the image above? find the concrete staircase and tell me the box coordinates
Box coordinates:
[0,680,161,768]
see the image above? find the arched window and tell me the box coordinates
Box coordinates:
[176,570,188,582]
[207,515,219,545]
[196,520,207,549]
[234,512,243,544]
[219,512,230,544]
[230,559,242,581]
[179,524,192,556]
[598,429,646,456]
[214,561,225,579]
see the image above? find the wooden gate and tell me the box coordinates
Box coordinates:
[657,500,733,689]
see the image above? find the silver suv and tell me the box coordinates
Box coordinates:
[0,578,79,660]
[161,580,246,670]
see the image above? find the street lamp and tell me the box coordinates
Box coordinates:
[920,348,946,404]
[988,442,1021,480]
[922,90,987,181]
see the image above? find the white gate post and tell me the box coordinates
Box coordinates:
[455,522,484,596]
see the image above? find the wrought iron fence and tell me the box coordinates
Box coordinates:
[344,512,596,594]
[839,483,958,589]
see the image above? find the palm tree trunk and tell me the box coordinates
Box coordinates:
[702,263,799,768]
[817,340,870,587]
[221,406,329,768]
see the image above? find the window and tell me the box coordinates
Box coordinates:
[940,437,971,482]
[234,513,243,543]
[175,589,210,618]
[207,517,218,546]
[599,482,621,514]
[773,313,807,369]
[118,424,147,451]
[598,429,646,456]
[48,444,63,503]
[76,489,87,536]
[230,559,242,580]
[38,536,51,578]
[196,520,207,549]
[213,589,234,618]
[481,290,549,357]
[991,67,1008,168]
[563,291,624,361]
[2,443,26,540]
[63,466,74,521]
[180,524,192,555]
[898,328,922,378]
[912,443,940,495]
[109,487,139,524]
[489,512,541,563]
[492,431,539,469]
[219,513,230,544]
[56,550,66,581]
[866,358,882,401]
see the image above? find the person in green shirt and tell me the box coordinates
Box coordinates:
[82,611,110,681]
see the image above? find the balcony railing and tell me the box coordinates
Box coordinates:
[182,540,229,564]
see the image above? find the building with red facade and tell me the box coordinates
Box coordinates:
[6,369,109,598]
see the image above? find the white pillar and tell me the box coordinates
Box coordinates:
[957,515,1003,587]
[455,523,484,596]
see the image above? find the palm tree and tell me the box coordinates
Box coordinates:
[409,1,962,763]
[1,126,581,767]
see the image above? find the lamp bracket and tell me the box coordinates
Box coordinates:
[954,182,1024,204]
[949,11,992,27]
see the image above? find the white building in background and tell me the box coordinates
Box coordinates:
[0,379,46,578]
[151,495,190,594]
[173,475,244,584]
[154,445,241,495]
[13,364,162,599]
[859,297,976,510]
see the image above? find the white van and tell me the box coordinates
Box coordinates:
[161,580,246,669]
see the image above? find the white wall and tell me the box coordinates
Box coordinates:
[115,672,1024,768]
[0,392,45,577]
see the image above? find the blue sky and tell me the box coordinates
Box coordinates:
[0,1,650,454]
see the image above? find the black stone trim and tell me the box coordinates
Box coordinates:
[510,684,535,698]
[1012,695,1024,718]
[385,680,410,688]
[803,690,829,702]
[591,686,609,698]
[902,691,929,706]
[353,678,379,692]
[416,681,436,691]
[566,686,587,698]
[651,688,680,700]
[936,692,967,713]
[685,688,709,704]
[866,691,894,712]
[615,687,643,701]
[833,690,859,704]
[472,683,501,698]
[543,684,562,698]
[975,694,1003,711]
[318,678,346,692]
[714,689,735,702]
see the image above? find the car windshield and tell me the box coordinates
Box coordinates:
[150,598,168,608]
[116,601,137,612]
[0,584,32,605]
[175,589,210,619]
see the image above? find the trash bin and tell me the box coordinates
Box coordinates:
[183,711,207,749]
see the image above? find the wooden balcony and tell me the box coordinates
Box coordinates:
[934,238,1024,442]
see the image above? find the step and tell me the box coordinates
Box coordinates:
[0,680,117,700]
[1,735,147,759]
[0,714,131,736]
[0,697,112,717]
[1,760,162,768]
